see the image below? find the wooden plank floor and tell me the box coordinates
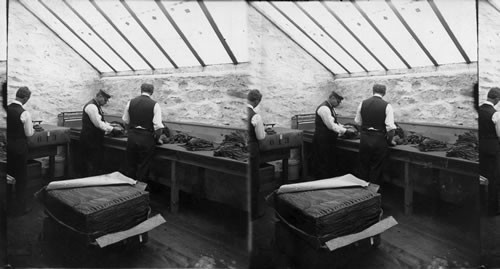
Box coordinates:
[6,186,249,268]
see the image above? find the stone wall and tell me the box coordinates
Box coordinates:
[332,66,477,127]
[7,0,100,126]
[98,65,251,128]
[248,7,335,127]
[248,6,477,129]
[479,1,500,102]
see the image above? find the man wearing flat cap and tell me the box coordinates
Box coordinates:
[80,89,116,176]
[479,87,500,215]
[313,90,352,179]
[7,86,34,216]
[122,83,164,182]
[355,84,396,184]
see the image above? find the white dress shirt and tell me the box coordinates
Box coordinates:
[12,100,34,137]
[247,104,266,140]
[483,101,500,138]
[317,103,346,135]
[354,94,397,131]
[84,100,114,134]
[122,93,164,130]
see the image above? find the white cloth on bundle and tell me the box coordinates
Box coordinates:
[45,171,137,190]
[276,173,369,194]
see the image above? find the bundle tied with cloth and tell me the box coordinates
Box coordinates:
[36,172,166,248]
[269,174,397,252]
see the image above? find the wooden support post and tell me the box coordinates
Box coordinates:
[170,161,178,214]
[404,161,413,215]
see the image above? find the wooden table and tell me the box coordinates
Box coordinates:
[70,131,248,214]
[303,130,478,215]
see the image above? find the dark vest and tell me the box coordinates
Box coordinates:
[247,107,257,143]
[479,104,498,139]
[7,103,27,140]
[129,95,156,132]
[360,96,388,132]
[80,99,105,145]
[314,100,338,140]
[479,103,500,154]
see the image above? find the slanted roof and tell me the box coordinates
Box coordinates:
[18,0,248,76]
[250,0,477,77]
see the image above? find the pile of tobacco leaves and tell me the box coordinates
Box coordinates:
[446,131,478,162]
[213,131,248,161]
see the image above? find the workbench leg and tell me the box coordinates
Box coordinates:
[64,143,69,179]
[301,144,307,181]
[49,155,55,182]
[194,167,205,203]
[431,168,440,215]
[282,158,288,185]
[404,162,413,215]
[170,161,179,214]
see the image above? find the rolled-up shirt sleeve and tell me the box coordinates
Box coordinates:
[251,114,266,140]
[317,106,346,135]
[85,104,113,133]
[492,111,500,139]
[153,103,164,130]
[20,111,34,137]
[122,101,130,124]
[354,102,363,126]
[385,104,397,131]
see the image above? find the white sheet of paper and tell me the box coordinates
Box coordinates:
[276,173,369,194]
[45,172,137,190]
[95,214,166,248]
[325,216,398,251]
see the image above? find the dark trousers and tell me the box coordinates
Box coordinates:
[479,145,500,215]
[81,139,104,177]
[312,136,338,180]
[248,141,260,220]
[125,129,155,182]
[7,138,28,211]
[359,132,388,184]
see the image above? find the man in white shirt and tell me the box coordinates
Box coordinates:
[122,83,164,182]
[355,84,396,184]
[7,86,34,216]
[80,89,115,176]
[479,87,500,215]
[313,91,352,179]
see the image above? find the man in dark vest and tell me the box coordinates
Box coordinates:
[7,86,34,216]
[247,89,267,269]
[355,84,396,184]
[247,89,266,221]
[122,83,164,182]
[80,89,115,176]
[479,87,500,216]
[313,90,351,179]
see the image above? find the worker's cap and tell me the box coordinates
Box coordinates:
[329,91,344,101]
[487,87,500,99]
[97,89,111,99]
